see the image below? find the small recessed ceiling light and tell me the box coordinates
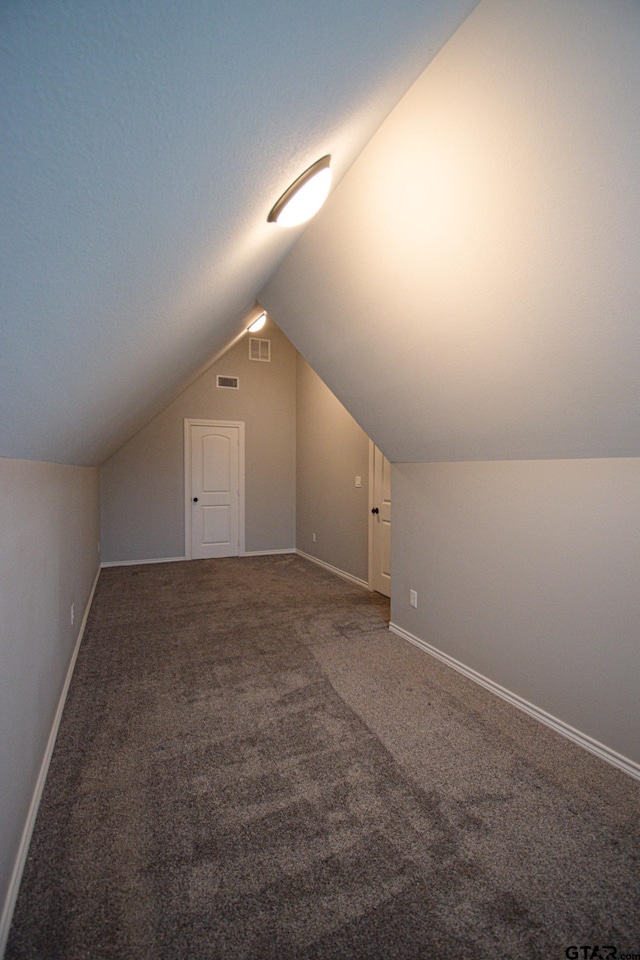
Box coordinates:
[268,155,332,227]
[247,311,267,333]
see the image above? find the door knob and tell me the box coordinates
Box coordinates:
[371,507,379,515]
[193,497,198,503]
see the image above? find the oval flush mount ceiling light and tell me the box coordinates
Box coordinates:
[268,155,332,227]
[247,310,267,333]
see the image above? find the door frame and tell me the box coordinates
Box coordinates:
[368,441,390,595]
[184,419,245,560]
[368,441,376,590]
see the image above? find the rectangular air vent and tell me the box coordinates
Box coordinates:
[216,375,239,389]
[249,338,271,362]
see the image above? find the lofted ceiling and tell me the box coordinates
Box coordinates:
[0,0,478,466]
[262,0,640,463]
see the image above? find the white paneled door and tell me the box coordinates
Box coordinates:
[186,421,244,559]
[370,444,391,597]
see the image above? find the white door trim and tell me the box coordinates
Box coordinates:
[368,440,376,591]
[184,419,245,560]
[368,441,391,596]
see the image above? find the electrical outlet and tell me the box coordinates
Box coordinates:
[409,590,418,608]
[312,533,317,543]
[70,603,75,626]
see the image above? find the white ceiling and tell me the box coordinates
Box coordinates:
[0,0,478,466]
[262,0,640,462]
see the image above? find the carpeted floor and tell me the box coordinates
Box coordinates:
[6,555,640,959]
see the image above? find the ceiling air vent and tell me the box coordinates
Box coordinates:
[216,375,239,389]
[249,338,271,362]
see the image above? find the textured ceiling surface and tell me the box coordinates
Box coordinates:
[262,0,640,462]
[0,0,478,465]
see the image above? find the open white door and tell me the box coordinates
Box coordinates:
[185,420,245,559]
[369,443,391,597]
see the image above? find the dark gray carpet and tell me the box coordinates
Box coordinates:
[6,556,640,959]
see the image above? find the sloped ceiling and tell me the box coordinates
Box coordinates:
[0,0,478,466]
[262,0,640,462]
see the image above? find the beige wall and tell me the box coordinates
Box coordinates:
[296,355,370,582]
[0,458,100,933]
[392,459,640,768]
[260,0,640,773]
[100,319,296,562]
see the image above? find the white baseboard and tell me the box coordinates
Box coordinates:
[296,550,370,591]
[0,566,101,958]
[389,622,640,783]
[242,549,297,557]
[101,555,186,568]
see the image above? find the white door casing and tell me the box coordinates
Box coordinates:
[369,443,391,597]
[184,420,245,559]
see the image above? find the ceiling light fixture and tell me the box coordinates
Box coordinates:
[247,310,267,333]
[268,155,332,227]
